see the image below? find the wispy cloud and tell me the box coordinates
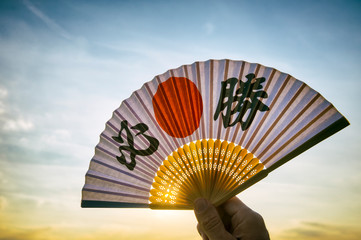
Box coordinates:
[0,86,34,132]
[0,87,7,99]
[0,226,52,240]
[2,118,34,132]
[278,221,361,240]
[23,0,72,40]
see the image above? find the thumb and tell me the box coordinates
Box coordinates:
[194,198,235,240]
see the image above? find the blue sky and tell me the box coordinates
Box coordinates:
[0,0,360,239]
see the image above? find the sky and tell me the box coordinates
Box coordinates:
[0,0,360,239]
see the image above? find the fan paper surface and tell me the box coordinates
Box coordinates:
[82,59,349,209]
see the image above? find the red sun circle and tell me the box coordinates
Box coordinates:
[152,77,203,138]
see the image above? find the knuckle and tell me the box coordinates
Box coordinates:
[251,211,263,222]
[201,215,222,232]
[237,209,265,226]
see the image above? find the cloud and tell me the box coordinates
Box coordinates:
[0,221,199,240]
[278,221,361,240]
[0,226,52,240]
[2,118,34,132]
[0,87,7,99]
[0,86,34,132]
[23,0,72,40]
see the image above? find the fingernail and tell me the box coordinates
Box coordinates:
[194,198,208,213]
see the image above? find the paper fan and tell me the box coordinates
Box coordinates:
[81,59,349,209]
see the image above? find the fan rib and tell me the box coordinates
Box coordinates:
[238,68,275,146]
[101,131,158,173]
[209,140,225,201]
[86,172,149,192]
[178,147,203,200]
[153,157,194,205]
[154,76,184,141]
[134,90,174,155]
[143,83,179,154]
[196,62,207,139]
[216,59,230,140]
[102,122,159,172]
[189,142,205,196]
[253,83,307,157]
[122,100,165,162]
[183,66,201,141]
[257,93,321,160]
[230,64,263,140]
[246,75,291,152]
[223,61,237,141]
[266,116,349,172]
[209,60,214,138]
[211,142,236,200]
[169,72,193,141]
[83,188,149,200]
[196,141,207,196]
[185,70,200,141]
[230,61,246,143]
[162,159,194,196]
[167,156,196,197]
[205,139,214,199]
[263,104,334,165]
[95,145,154,178]
[153,171,190,202]
[91,159,153,184]
[149,139,265,208]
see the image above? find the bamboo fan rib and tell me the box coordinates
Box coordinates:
[149,139,264,209]
[82,59,349,209]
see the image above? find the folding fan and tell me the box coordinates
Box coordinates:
[81,59,349,209]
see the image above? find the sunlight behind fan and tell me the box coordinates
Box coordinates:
[149,139,265,209]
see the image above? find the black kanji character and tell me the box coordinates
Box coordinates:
[112,120,159,170]
[214,73,270,130]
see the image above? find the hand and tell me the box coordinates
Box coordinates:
[194,197,270,240]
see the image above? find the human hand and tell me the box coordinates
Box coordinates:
[194,197,270,240]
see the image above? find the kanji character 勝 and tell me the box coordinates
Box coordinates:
[112,120,159,170]
[214,73,270,130]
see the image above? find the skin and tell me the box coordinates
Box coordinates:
[194,197,270,240]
